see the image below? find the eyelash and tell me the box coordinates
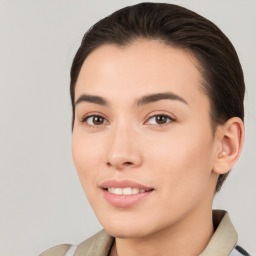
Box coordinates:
[81,113,175,128]
[81,113,108,128]
[145,114,175,126]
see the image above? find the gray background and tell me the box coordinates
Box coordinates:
[0,0,255,255]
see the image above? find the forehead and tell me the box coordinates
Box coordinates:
[75,39,208,110]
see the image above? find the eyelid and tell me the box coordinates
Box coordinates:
[81,112,110,126]
[144,112,176,126]
[79,111,176,127]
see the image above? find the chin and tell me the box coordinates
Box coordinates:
[99,216,162,239]
[104,226,150,239]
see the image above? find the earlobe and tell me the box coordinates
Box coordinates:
[213,117,244,175]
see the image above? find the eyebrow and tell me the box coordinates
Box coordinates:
[75,94,108,106]
[75,92,188,107]
[136,92,188,106]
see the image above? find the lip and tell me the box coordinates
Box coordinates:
[100,179,154,208]
[100,179,153,190]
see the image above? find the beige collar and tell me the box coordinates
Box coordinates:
[200,209,238,256]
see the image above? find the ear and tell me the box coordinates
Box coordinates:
[213,117,244,175]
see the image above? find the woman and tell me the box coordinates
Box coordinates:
[41,2,250,256]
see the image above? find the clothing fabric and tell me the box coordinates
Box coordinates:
[39,209,250,256]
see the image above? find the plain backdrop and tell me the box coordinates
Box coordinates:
[0,0,255,255]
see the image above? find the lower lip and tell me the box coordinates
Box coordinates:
[102,189,153,208]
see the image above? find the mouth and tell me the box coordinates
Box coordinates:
[100,180,154,207]
[105,187,153,195]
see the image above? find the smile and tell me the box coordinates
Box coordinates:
[107,187,148,195]
[100,180,154,207]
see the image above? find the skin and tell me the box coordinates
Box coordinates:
[72,40,244,256]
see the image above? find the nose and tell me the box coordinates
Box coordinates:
[105,123,143,170]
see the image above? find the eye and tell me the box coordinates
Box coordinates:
[146,114,174,125]
[83,115,107,126]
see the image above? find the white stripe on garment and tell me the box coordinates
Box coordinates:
[64,245,78,256]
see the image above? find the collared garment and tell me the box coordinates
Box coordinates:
[40,210,250,256]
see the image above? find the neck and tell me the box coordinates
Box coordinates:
[110,206,214,256]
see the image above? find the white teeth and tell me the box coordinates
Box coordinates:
[123,187,132,195]
[115,188,122,195]
[132,188,139,194]
[107,187,147,195]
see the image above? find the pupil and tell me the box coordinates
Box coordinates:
[93,116,103,125]
[156,115,167,124]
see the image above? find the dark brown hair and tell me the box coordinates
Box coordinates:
[70,2,245,192]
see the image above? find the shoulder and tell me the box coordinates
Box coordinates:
[40,230,114,256]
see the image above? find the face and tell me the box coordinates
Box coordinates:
[72,40,219,238]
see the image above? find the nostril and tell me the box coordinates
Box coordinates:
[123,162,133,166]
[106,160,135,169]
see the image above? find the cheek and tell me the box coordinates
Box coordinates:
[145,127,214,192]
[71,132,103,188]
[144,132,214,222]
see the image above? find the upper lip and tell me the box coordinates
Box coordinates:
[100,179,153,191]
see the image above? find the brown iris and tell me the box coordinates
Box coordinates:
[92,116,105,125]
[155,115,168,124]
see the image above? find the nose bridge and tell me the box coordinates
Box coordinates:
[106,118,142,169]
